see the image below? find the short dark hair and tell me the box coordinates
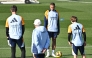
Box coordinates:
[50,2,55,7]
[11,5,17,12]
[71,16,78,22]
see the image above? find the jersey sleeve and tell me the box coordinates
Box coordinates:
[44,10,49,19]
[5,19,9,27]
[21,16,25,25]
[68,25,72,33]
[56,10,60,34]
[44,10,49,28]
[82,25,85,32]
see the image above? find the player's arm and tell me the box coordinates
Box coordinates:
[68,25,72,46]
[6,27,9,39]
[5,19,11,46]
[82,26,86,46]
[21,25,25,40]
[5,19,9,39]
[21,17,25,36]
[56,10,60,35]
[57,15,60,35]
[44,16,48,28]
[44,10,48,29]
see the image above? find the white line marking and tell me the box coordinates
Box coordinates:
[57,0,92,3]
[0,46,92,50]
[81,2,92,3]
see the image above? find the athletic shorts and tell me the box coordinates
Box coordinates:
[33,53,45,58]
[72,44,85,55]
[48,31,58,38]
[9,37,25,48]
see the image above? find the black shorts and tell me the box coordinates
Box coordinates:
[9,37,25,48]
[48,31,58,38]
[33,54,45,58]
[72,44,85,55]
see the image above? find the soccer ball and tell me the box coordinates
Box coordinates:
[55,51,62,58]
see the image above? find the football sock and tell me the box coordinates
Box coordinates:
[52,50,55,54]
[46,49,50,55]
[20,47,26,58]
[11,47,16,58]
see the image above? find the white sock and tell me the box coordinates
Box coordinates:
[52,50,55,54]
[47,49,50,54]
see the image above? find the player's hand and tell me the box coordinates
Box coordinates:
[68,42,72,46]
[84,42,86,46]
[33,53,36,58]
[42,49,46,53]
[7,40,11,47]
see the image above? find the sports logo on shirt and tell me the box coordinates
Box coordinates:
[10,18,18,23]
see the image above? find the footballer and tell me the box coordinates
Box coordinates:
[44,2,60,57]
[5,5,26,58]
[68,16,86,58]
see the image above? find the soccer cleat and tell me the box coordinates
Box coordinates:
[52,53,56,57]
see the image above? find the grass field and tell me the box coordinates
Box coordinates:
[0,0,92,58]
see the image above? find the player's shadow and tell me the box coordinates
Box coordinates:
[86,54,92,56]
[62,54,72,58]
[48,54,72,58]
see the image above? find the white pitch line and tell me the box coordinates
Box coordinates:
[80,2,92,3]
[0,46,92,50]
[57,0,92,4]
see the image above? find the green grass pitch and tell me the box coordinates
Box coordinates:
[0,0,92,58]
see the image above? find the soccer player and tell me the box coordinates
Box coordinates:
[31,19,50,58]
[5,5,26,58]
[44,3,60,57]
[68,16,86,58]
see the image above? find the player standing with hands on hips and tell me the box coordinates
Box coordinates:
[5,5,26,58]
[68,16,86,58]
[31,19,50,58]
[44,3,60,57]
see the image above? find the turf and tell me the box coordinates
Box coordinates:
[0,0,92,58]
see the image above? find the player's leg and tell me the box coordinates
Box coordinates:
[51,32,57,57]
[79,45,86,58]
[51,38,56,57]
[72,44,78,58]
[46,47,50,57]
[17,37,26,58]
[11,47,16,58]
[20,47,26,58]
[9,38,16,58]
[46,31,51,57]
[82,55,86,58]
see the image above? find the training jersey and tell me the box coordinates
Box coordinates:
[68,22,85,46]
[44,10,59,32]
[5,14,25,39]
